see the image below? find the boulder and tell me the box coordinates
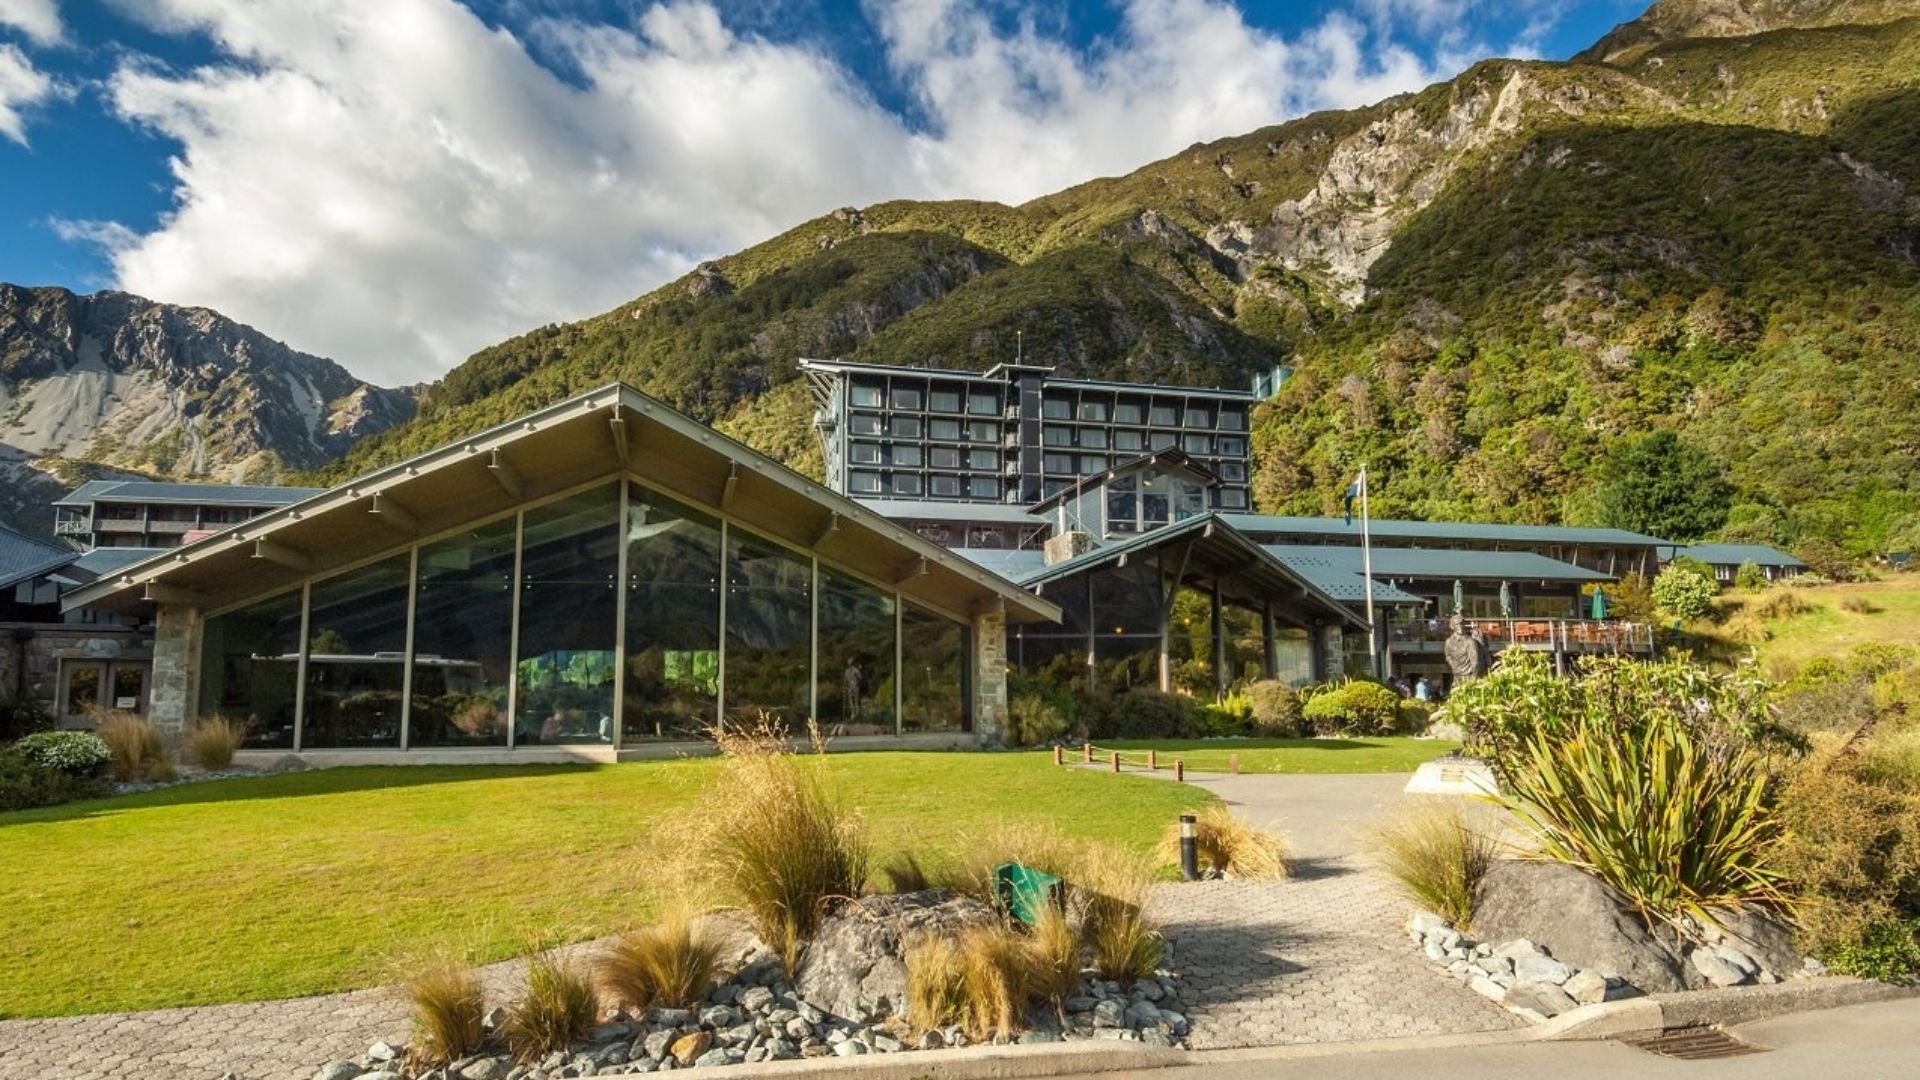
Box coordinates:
[1706,907,1802,975]
[794,890,997,1021]
[1472,861,1690,993]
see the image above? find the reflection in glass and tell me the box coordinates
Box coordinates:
[200,589,303,748]
[305,556,410,748]
[67,665,101,715]
[625,485,721,741]
[818,569,895,735]
[724,528,813,724]
[901,604,966,732]
[410,518,515,747]
[517,485,620,745]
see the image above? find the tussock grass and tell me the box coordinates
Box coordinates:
[1754,590,1815,621]
[1371,802,1497,929]
[402,957,488,1067]
[906,924,1037,1042]
[1077,846,1163,982]
[501,951,598,1063]
[696,719,868,971]
[93,710,172,782]
[595,911,728,1012]
[187,715,247,771]
[1158,806,1288,879]
[1024,904,1082,1019]
[881,853,932,894]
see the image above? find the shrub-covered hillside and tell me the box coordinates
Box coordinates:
[318,0,1920,555]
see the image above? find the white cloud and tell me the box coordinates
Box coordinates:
[70,0,1462,385]
[0,0,63,46]
[0,42,58,143]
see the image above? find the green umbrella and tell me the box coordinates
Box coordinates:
[1498,581,1512,618]
[1591,586,1607,620]
[1452,579,1464,614]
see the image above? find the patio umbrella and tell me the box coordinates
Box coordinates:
[1591,586,1607,620]
[1498,581,1512,618]
[1452,579,1464,614]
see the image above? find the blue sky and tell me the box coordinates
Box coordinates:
[0,0,1639,382]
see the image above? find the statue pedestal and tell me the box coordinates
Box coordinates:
[1403,757,1498,797]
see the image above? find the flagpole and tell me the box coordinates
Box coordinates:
[1360,463,1377,676]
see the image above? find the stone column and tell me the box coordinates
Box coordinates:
[971,607,1009,747]
[149,603,203,738]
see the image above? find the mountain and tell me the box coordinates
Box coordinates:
[0,285,416,540]
[321,0,1919,555]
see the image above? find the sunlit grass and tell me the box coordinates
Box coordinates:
[1094,736,1457,775]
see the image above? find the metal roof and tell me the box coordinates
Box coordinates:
[0,526,78,590]
[1263,544,1610,586]
[1259,549,1424,604]
[1667,543,1807,568]
[54,481,323,508]
[797,357,1258,399]
[1223,514,1669,548]
[63,383,1061,626]
[856,499,1042,525]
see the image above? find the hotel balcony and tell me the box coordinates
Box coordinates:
[1388,616,1655,655]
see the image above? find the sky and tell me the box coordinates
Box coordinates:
[0,0,1639,385]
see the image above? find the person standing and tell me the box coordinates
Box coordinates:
[1414,675,1432,702]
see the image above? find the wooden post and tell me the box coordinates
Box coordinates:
[1109,751,1120,773]
[1229,753,1240,775]
[1083,743,1093,764]
[1052,745,1063,766]
[1174,759,1185,782]
[1147,748,1157,771]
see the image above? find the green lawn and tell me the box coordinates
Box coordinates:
[0,754,1210,1019]
[1693,572,1920,674]
[1096,736,1458,774]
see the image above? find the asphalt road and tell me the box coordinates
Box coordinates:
[1077,997,1920,1080]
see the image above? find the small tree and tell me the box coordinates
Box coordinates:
[1796,537,1857,582]
[1653,562,1718,620]
[1734,561,1767,591]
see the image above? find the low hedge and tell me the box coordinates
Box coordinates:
[1301,681,1403,735]
[0,746,110,812]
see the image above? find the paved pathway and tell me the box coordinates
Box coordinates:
[1146,771,1523,1049]
[1,770,1516,1078]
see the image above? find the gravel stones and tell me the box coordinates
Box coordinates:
[314,1063,363,1080]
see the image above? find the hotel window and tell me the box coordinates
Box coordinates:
[1220,409,1247,431]
[1077,400,1108,422]
[849,471,882,493]
[969,477,999,499]
[890,474,923,495]
[1186,405,1213,428]
[1040,399,1069,420]
[1114,402,1143,425]
[850,442,881,464]
[930,447,961,469]
[1043,452,1074,473]
[968,421,999,442]
[1149,432,1177,451]
[1151,404,1179,425]
[1080,454,1108,472]
[1113,430,1143,452]
[890,386,923,410]
[1184,434,1212,454]
[1218,462,1246,481]
[891,416,921,438]
[968,391,998,415]
[849,413,882,436]
[930,475,962,497]
[890,445,922,467]
[968,449,998,470]
[1042,426,1071,447]
[929,418,961,440]
[1218,436,1246,456]
[1218,489,1248,510]
[1079,428,1108,449]
[850,384,883,407]
[930,388,962,413]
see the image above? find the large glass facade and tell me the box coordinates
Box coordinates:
[818,568,895,735]
[199,588,303,748]
[304,554,411,748]
[410,519,516,747]
[624,484,722,741]
[901,603,967,732]
[724,528,813,724]
[516,486,620,746]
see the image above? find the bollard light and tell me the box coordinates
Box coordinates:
[1179,813,1199,881]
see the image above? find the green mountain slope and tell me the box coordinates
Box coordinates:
[320,0,1920,555]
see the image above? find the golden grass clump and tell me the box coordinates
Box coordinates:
[945,824,1084,907]
[1754,589,1815,621]
[501,952,598,1063]
[93,709,173,782]
[1157,806,1288,880]
[595,911,728,1013]
[881,853,932,894]
[905,925,1035,1042]
[187,715,248,770]
[1839,594,1881,614]
[697,718,869,971]
[1024,903,1082,1019]
[1371,802,1497,930]
[1722,611,1772,645]
[402,957,488,1066]
[1076,846,1164,982]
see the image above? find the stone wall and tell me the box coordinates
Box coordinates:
[0,621,151,716]
[149,603,202,737]
[971,607,1008,747]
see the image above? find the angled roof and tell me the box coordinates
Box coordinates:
[856,499,1042,525]
[1015,513,1368,630]
[1259,548,1424,604]
[54,481,323,509]
[1223,514,1669,548]
[1028,449,1221,515]
[63,383,1060,626]
[0,526,78,590]
[1264,544,1610,585]
[1668,543,1807,568]
[798,357,1259,399]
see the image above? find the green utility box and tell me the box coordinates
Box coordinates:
[993,862,1064,926]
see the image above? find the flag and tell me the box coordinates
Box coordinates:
[1342,472,1365,526]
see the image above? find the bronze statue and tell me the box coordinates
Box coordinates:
[1443,612,1490,684]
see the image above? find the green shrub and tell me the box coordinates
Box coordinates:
[1654,562,1719,619]
[13,731,110,777]
[1826,921,1920,984]
[1007,692,1070,748]
[1734,561,1767,590]
[1095,689,1194,739]
[1246,680,1303,735]
[1300,680,1401,735]
[0,694,52,742]
[1192,700,1252,738]
[0,747,110,811]
[1796,538,1857,582]
[1372,803,1496,929]
[1394,698,1433,735]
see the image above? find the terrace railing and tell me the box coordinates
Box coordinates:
[1388,616,1655,654]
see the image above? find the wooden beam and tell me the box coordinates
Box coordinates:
[488,447,523,499]
[368,492,417,536]
[719,461,739,510]
[253,538,311,572]
[608,409,630,465]
[143,582,207,607]
[811,511,840,548]
[895,555,930,585]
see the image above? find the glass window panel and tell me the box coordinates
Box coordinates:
[1151,404,1178,425]
[1114,402,1144,425]
[817,569,896,736]
[850,384,883,407]
[850,442,881,464]
[901,604,966,733]
[969,477,999,499]
[516,485,619,745]
[968,421,999,442]
[199,588,302,749]
[1077,401,1108,422]
[1080,454,1107,472]
[1187,406,1213,428]
[930,448,961,469]
[890,474,923,495]
[930,389,961,413]
[724,528,813,725]
[1218,462,1246,481]
[968,392,999,416]
[1114,430,1143,452]
[930,475,962,497]
[1219,489,1248,510]
[67,664,101,713]
[1043,452,1074,473]
[1042,399,1071,419]
[929,419,961,440]
[891,444,922,467]
[891,417,921,438]
[410,519,515,747]
[890,386,923,410]
[1107,488,1138,532]
[1220,408,1247,431]
[1149,431,1177,451]
[1080,428,1108,449]
[625,484,721,742]
[112,666,145,713]
[967,449,998,470]
[1218,437,1246,456]
[1184,434,1212,454]
[849,413,882,436]
[1043,426,1071,446]
[849,472,882,493]
[304,554,410,748]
